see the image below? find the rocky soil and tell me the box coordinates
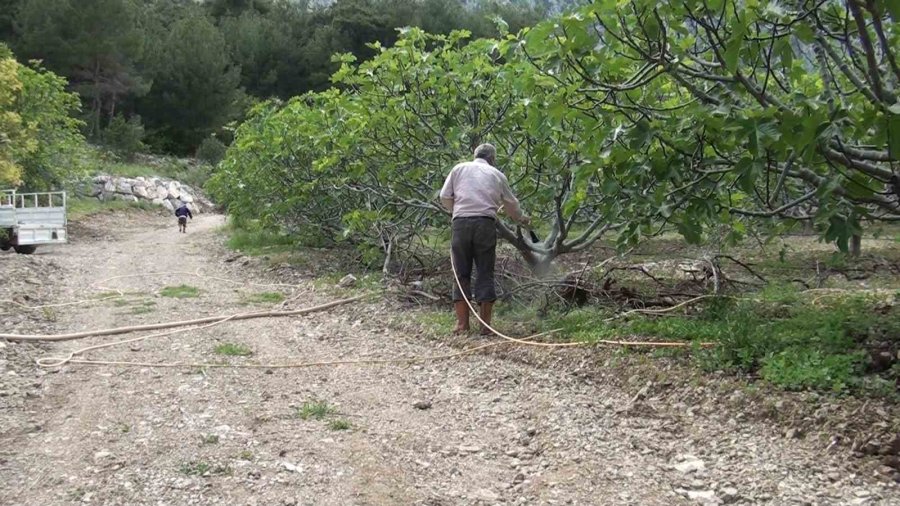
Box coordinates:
[0,212,898,505]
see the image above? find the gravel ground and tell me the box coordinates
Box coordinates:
[0,213,898,506]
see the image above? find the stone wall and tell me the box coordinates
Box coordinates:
[88,175,215,214]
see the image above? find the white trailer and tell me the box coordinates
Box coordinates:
[0,189,68,254]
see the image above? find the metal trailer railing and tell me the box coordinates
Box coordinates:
[1,189,68,249]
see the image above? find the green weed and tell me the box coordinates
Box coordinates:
[328,419,351,431]
[297,401,332,421]
[179,461,210,476]
[200,434,220,445]
[214,343,253,357]
[160,285,200,298]
[129,301,157,315]
[179,461,230,476]
[40,307,58,321]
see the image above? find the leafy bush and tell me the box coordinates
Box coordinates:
[549,288,899,394]
[196,136,227,165]
[102,114,145,159]
[0,43,85,189]
[761,349,864,393]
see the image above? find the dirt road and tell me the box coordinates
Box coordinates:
[0,213,897,505]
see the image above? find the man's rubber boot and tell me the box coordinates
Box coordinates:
[479,302,494,335]
[453,301,470,334]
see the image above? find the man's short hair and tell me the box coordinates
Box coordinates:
[474,143,496,161]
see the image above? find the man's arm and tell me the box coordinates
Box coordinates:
[498,174,529,225]
[440,197,454,212]
[439,167,457,214]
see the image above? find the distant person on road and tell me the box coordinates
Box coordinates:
[175,204,193,233]
[440,143,530,336]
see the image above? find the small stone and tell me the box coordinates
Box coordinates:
[785,427,804,439]
[282,462,301,473]
[93,451,113,462]
[686,490,715,502]
[672,456,706,474]
[337,274,357,288]
[512,472,525,484]
[413,400,432,410]
[720,487,739,504]
[459,445,482,454]
[475,489,499,501]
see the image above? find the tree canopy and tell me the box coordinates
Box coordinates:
[0,43,85,189]
[211,0,900,271]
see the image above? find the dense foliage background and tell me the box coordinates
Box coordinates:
[0,0,559,155]
[210,0,900,268]
[1,0,898,262]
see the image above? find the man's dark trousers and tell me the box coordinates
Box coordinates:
[451,216,497,302]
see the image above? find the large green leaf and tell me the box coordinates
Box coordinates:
[723,17,747,73]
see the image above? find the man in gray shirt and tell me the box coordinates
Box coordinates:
[440,143,530,335]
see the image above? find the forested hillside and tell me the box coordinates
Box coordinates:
[0,0,563,155]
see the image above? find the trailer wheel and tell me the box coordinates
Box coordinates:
[13,245,37,254]
[0,245,10,251]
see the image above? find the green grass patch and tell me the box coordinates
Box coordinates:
[225,221,297,256]
[328,419,351,431]
[160,285,200,298]
[297,401,333,421]
[128,302,156,315]
[68,197,158,220]
[242,291,286,304]
[179,460,230,476]
[415,310,456,335]
[214,343,253,357]
[547,287,900,394]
